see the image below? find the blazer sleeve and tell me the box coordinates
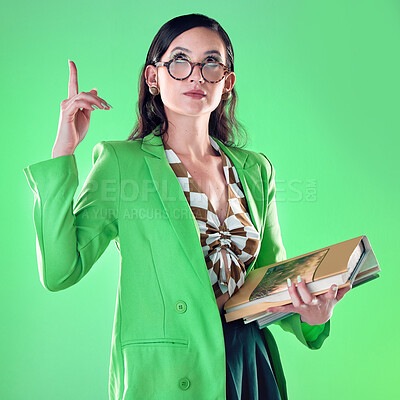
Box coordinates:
[255,152,330,349]
[22,141,120,292]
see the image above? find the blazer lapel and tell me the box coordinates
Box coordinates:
[141,128,214,297]
[212,137,264,235]
[212,137,265,276]
[141,127,265,294]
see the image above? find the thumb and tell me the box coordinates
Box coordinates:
[324,284,339,301]
[336,285,352,301]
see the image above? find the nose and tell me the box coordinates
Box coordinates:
[190,63,204,82]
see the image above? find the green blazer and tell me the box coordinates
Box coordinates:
[23,127,330,400]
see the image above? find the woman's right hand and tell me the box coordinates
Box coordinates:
[52,60,113,158]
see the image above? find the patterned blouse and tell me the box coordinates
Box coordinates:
[163,136,261,300]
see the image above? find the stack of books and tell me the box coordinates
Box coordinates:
[223,235,380,329]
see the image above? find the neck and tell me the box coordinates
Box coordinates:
[161,110,217,160]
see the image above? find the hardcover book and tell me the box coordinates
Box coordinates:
[223,235,380,328]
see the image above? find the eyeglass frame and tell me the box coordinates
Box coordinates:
[153,58,231,83]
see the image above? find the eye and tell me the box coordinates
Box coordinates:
[172,52,188,60]
[206,56,219,62]
[171,53,220,63]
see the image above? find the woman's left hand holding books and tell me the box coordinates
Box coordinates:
[267,276,352,325]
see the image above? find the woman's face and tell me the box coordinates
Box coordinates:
[145,26,235,118]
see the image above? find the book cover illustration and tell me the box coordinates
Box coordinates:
[249,248,330,301]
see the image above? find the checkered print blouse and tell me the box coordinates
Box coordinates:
[163,136,261,300]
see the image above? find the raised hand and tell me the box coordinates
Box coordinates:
[267,276,352,325]
[52,60,113,158]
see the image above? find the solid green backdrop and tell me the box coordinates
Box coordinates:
[3,0,398,399]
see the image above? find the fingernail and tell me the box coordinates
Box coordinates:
[297,275,302,283]
[101,101,113,109]
[287,278,292,287]
[91,104,99,110]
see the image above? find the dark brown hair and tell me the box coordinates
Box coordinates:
[126,13,248,148]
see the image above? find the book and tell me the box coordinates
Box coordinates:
[223,235,380,328]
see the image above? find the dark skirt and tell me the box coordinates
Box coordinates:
[221,314,282,400]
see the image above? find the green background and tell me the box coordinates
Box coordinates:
[3,0,398,398]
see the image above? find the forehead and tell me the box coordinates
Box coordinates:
[164,27,226,59]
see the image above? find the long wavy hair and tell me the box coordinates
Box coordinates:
[126,13,248,148]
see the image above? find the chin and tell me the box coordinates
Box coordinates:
[164,102,213,117]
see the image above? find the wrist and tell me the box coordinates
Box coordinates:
[52,149,75,158]
[52,143,76,158]
[300,315,314,325]
[300,314,327,326]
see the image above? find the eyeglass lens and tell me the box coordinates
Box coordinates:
[169,59,224,82]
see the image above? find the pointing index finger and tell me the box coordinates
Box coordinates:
[68,60,78,99]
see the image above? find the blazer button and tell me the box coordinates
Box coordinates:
[178,377,191,390]
[175,301,187,313]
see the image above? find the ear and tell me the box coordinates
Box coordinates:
[145,65,158,87]
[223,71,236,95]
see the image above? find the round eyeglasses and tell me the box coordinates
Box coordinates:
[154,58,231,83]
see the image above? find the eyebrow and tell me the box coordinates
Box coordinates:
[169,46,223,59]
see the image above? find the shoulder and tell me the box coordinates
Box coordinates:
[97,139,143,154]
[90,139,158,180]
[91,139,144,163]
[257,151,274,178]
[227,145,274,178]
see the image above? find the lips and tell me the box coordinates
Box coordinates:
[184,90,206,96]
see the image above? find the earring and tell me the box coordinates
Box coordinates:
[221,91,231,100]
[149,85,159,96]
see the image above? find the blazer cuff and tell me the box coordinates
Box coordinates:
[23,154,78,195]
[300,319,327,342]
[276,313,331,350]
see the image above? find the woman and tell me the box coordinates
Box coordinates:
[23,13,351,400]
